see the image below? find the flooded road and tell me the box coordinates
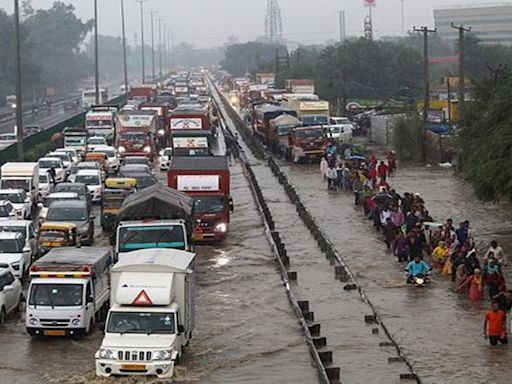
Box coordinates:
[281,160,512,384]
[0,163,318,384]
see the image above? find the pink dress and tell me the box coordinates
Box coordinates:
[467,276,484,301]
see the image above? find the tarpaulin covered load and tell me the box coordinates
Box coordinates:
[115,183,194,234]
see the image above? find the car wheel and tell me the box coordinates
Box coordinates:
[0,307,6,325]
[15,295,23,312]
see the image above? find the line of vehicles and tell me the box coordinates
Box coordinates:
[0,71,234,379]
[225,74,359,163]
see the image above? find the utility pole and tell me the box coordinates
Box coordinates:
[451,23,471,115]
[400,0,405,35]
[94,0,99,105]
[167,28,172,71]
[158,19,163,77]
[121,0,128,93]
[413,26,437,160]
[339,11,346,42]
[446,78,452,124]
[14,0,23,161]
[163,25,167,74]
[150,10,155,82]
[136,0,149,84]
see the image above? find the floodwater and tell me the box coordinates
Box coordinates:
[0,163,318,384]
[280,160,512,384]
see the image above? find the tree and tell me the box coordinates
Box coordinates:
[220,42,287,76]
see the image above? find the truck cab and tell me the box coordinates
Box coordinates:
[116,110,158,161]
[288,126,328,163]
[96,249,195,379]
[26,247,112,337]
[168,156,232,242]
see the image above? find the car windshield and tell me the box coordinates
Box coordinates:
[194,196,225,214]
[107,312,175,334]
[163,149,172,156]
[1,179,29,191]
[88,138,106,145]
[43,196,76,207]
[47,207,86,221]
[95,150,115,158]
[49,154,69,162]
[39,160,61,169]
[132,175,156,188]
[75,175,100,185]
[118,225,186,252]
[78,163,99,170]
[29,284,83,307]
[120,133,146,142]
[54,185,84,196]
[294,129,324,140]
[123,158,147,165]
[39,230,67,242]
[277,125,295,136]
[0,192,24,203]
[0,226,25,239]
[0,238,21,253]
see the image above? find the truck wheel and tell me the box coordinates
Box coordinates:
[0,307,5,325]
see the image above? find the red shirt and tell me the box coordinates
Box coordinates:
[378,164,388,177]
[486,310,506,336]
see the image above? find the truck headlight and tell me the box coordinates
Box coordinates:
[11,261,20,270]
[71,318,80,326]
[152,350,172,361]
[157,129,165,136]
[98,348,117,360]
[143,146,151,153]
[215,223,227,233]
[118,146,126,153]
[29,317,38,325]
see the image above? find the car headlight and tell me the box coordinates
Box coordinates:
[152,350,172,361]
[71,318,80,326]
[98,348,117,360]
[143,146,151,153]
[215,223,227,233]
[29,317,38,325]
[118,146,126,153]
[157,129,165,136]
[11,261,20,270]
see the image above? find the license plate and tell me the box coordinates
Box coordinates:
[195,233,204,241]
[44,330,66,336]
[121,364,146,371]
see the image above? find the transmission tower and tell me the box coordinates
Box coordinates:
[265,0,282,42]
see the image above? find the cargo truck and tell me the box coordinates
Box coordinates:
[287,126,329,163]
[169,106,211,134]
[95,249,195,379]
[0,162,39,210]
[171,130,212,156]
[85,106,118,139]
[284,79,315,94]
[168,156,232,242]
[26,247,112,337]
[287,99,330,126]
[130,86,156,102]
[115,183,194,255]
[116,110,157,160]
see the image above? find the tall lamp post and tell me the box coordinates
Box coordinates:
[94,0,99,105]
[150,10,156,81]
[121,0,128,93]
[136,0,149,84]
[14,0,23,161]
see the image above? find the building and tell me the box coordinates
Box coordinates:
[434,4,512,45]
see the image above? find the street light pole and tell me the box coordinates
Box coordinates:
[158,18,162,77]
[150,10,155,81]
[136,0,149,84]
[94,0,99,105]
[121,0,128,93]
[14,0,23,161]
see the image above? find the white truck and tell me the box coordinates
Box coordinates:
[95,249,195,379]
[0,162,39,211]
[85,107,117,138]
[26,247,112,337]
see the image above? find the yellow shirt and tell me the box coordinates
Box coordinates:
[432,246,447,262]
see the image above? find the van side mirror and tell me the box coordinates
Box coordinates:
[177,325,184,334]
[87,295,94,303]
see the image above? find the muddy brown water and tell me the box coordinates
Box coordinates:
[280,161,512,384]
[0,164,318,384]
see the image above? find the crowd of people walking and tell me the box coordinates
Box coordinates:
[320,147,511,346]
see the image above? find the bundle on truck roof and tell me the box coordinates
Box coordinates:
[30,247,112,276]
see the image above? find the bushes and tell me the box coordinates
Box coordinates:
[392,113,424,162]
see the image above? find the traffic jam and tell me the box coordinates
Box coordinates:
[0,72,233,379]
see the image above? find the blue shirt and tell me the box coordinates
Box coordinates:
[405,260,431,276]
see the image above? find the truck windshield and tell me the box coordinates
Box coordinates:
[65,137,86,146]
[303,115,328,126]
[118,225,186,252]
[0,239,22,253]
[87,120,112,127]
[276,124,296,136]
[29,283,83,307]
[107,312,175,334]
[120,133,146,142]
[193,196,225,214]
[1,179,30,191]
[39,160,61,169]
[294,129,324,140]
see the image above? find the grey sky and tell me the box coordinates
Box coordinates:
[3,0,509,47]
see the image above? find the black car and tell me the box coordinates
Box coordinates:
[53,182,92,209]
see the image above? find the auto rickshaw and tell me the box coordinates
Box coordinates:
[38,222,80,254]
[101,178,137,232]
[84,152,108,171]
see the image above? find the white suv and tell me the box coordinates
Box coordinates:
[74,170,103,202]
[0,266,22,324]
[0,232,31,279]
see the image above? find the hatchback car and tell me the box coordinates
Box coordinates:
[38,157,66,183]
[0,266,23,324]
[46,201,94,245]
[0,232,31,279]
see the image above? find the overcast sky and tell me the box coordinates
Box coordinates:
[1,0,509,47]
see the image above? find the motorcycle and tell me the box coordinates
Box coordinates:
[406,273,430,287]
